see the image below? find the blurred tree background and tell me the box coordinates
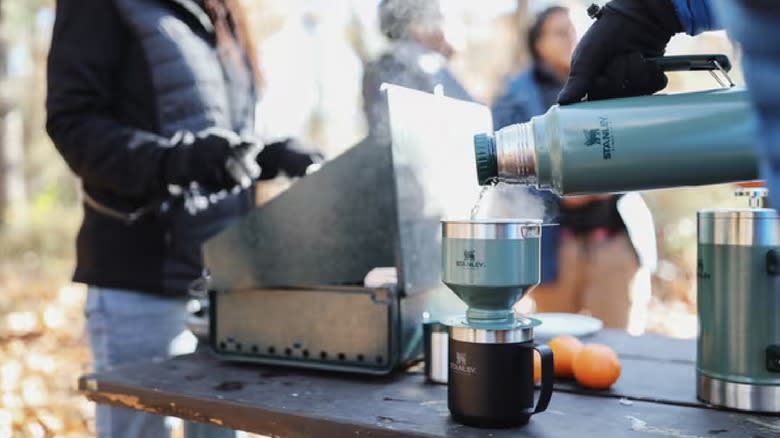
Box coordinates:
[0,0,752,436]
[0,0,79,275]
[0,0,90,436]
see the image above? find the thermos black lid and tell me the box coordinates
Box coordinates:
[474,133,498,186]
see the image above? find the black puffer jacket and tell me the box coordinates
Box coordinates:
[46,0,257,296]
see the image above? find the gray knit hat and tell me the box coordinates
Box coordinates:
[379,0,444,40]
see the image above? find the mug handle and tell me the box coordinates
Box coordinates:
[525,344,554,415]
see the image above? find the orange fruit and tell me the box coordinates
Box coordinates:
[533,350,541,383]
[573,344,621,389]
[548,335,584,377]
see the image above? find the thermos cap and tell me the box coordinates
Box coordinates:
[474,133,498,185]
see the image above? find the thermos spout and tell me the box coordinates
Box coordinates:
[474,122,536,187]
[473,133,498,185]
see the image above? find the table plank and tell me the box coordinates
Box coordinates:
[79,352,780,438]
[541,330,699,406]
[577,330,696,363]
[553,357,701,407]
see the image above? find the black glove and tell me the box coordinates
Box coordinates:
[558,0,683,104]
[256,139,322,180]
[163,128,257,192]
[588,52,669,101]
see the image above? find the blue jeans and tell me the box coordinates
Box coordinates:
[86,287,235,438]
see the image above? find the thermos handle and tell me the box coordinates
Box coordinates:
[647,54,732,73]
[525,344,554,415]
[766,249,780,276]
[648,54,734,88]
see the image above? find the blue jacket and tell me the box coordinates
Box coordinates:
[47,0,256,296]
[670,0,715,35]
[492,69,546,130]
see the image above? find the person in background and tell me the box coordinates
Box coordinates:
[491,6,575,290]
[533,194,657,333]
[492,6,576,129]
[493,6,656,332]
[46,0,318,437]
[362,0,473,144]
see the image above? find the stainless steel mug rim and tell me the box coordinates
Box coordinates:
[450,325,534,344]
[442,219,542,240]
[444,315,540,344]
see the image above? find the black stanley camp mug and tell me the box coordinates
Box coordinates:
[448,325,554,428]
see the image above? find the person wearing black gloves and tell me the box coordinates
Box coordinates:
[558,0,683,104]
[46,0,318,437]
[558,1,780,214]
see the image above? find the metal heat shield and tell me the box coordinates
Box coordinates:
[204,85,491,373]
[383,84,493,294]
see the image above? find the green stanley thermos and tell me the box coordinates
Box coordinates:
[474,87,757,194]
[697,187,780,412]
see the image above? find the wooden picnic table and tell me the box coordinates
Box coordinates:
[79,330,780,437]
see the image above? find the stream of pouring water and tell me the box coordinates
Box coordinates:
[469,186,490,220]
[469,180,549,221]
[470,179,498,220]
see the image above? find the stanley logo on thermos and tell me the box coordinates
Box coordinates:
[583,117,614,160]
[456,250,486,269]
[583,129,600,146]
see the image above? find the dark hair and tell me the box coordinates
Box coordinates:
[527,6,569,62]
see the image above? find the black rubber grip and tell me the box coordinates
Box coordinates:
[648,54,732,72]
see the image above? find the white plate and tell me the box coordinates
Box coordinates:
[531,313,604,339]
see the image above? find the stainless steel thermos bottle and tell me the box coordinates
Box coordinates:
[474,88,757,195]
[697,188,780,412]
